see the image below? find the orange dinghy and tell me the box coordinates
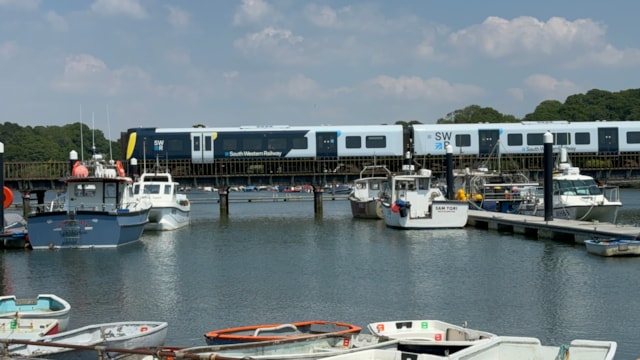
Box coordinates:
[204,320,361,345]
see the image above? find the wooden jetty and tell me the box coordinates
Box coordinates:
[467,210,640,243]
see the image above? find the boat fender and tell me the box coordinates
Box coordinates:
[140,326,148,332]
[3,186,13,209]
[116,161,126,177]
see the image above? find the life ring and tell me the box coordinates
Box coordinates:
[3,186,13,209]
[116,161,126,177]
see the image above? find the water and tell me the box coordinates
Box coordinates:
[2,189,640,359]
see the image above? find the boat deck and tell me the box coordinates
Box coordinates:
[467,210,639,243]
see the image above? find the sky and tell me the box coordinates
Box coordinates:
[1,0,639,140]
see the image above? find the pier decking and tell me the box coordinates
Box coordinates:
[467,210,640,243]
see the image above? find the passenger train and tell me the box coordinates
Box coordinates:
[123,121,640,163]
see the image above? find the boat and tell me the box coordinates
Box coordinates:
[27,152,152,249]
[315,336,616,360]
[349,165,391,219]
[379,168,469,229]
[0,294,71,332]
[367,320,495,342]
[0,318,60,340]
[204,320,362,345]
[585,238,640,257]
[6,320,168,360]
[516,148,622,223]
[134,160,191,231]
[1,213,29,249]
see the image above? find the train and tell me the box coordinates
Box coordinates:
[123,121,640,164]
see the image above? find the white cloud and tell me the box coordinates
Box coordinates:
[166,5,189,28]
[91,0,147,19]
[234,27,306,64]
[0,0,39,10]
[449,16,607,58]
[304,3,404,33]
[367,75,485,103]
[46,11,69,32]
[569,44,640,68]
[233,0,274,25]
[523,74,581,99]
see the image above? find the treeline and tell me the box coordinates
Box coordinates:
[0,122,117,162]
[2,88,640,161]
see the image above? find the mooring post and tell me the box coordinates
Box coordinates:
[22,193,30,218]
[313,185,323,214]
[446,144,454,200]
[543,131,554,221]
[219,186,229,216]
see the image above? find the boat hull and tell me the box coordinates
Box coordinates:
[519,204,620,224]
[0,294,71,332]
[382,200,469,229]
[145,206,191,231]
[349,199,383,219]
[585,239,640,257]
[27,209,150,249]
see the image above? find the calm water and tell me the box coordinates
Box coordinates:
[2,189,640,359]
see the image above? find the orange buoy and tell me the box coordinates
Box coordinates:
[72,161,89,178]
[3,186,13,209]
[116,160,126,177]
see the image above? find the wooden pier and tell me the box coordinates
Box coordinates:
[467,210,640,243]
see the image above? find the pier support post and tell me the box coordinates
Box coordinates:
[22,193,30,218]
[313,185,323,214]
[446,144,454,200]
[543,131,553,221]
[219,187,229,216]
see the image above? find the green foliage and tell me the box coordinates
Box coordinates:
[436,105,519,123]
[0,122,118,162]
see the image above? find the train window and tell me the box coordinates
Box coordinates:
[204,136,212,151]
[366,136,386,148]
[346,136,362,149]
[575,132,590,145]
[455,134,471,147]
[508,133,523,146]
[554,132,571,145]
[292,137,308,149]
[244,138,262,151]
[627,132,640,144]
[527,133,544,145]
[193,136,200,151]
[268,138,286,150]
[168,139,184,152]
[222,138,238,151]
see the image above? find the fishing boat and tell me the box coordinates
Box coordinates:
[516,148,622,223]
[5,321,168,360]
[204,320,362,345]
[315,336,616,360]
[379,168,468,229]
[0,294,71,332]
[0,318,60,340]
[349,165,391,219]
[585,238,640,257]
[27,151,152,249]
[1,212,29,249]
[134,160,190,231]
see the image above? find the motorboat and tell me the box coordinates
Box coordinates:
[349,165,391,219]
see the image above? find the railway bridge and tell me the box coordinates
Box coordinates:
[3,152,640,192]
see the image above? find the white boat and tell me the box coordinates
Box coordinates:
[379,168,468,229]
[0,294,71,332]
[516,148,622,223]
[134,162,190,231]
[0,318,60,340]
[585,238,640,257]
[27,152,152,249]
[349,165,391,219]
[367,320,495,342]
[6,320,168,360]
[317,336,616,360]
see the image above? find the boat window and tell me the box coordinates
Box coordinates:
[74,184,96,197]
[105,183,116,197]
[370,182,379,190]
[165,185,172,195]
[145,184,161,194]
[133,184,140,194]
[418,178,430,190]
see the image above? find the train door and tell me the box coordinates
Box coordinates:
[316,131,338,157]
[598,127,618,153]
[190,132,214,163]
[478,129,500,155]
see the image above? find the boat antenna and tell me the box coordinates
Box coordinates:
[106,105,113,161]
[91,112,96,157]
[79,105,84,162]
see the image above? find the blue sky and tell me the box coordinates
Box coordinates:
[1,0,639,139]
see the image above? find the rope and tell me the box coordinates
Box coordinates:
[555,343,570,360]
